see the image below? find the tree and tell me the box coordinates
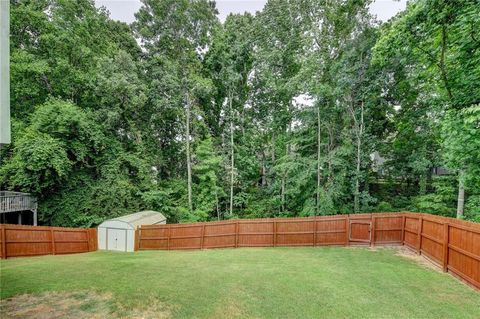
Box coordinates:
[4,0,480,226]
[133,0,218,214]
[374,0,480,217]
[441,105,480,218]
[0,99,152,226]
[192,137,223,220]
[205,13,255,217]
[3,0,151,226]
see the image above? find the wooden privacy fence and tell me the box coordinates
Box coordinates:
[135,213,404,251]
[402,212,480,290]
[136,212,480,289]
[0,224,97,258]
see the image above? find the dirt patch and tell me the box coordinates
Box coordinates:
[210,285,246,319]
[393,246,443,273]
[346,245,443,272]
[210,299,245,319]
[0,291,172,319]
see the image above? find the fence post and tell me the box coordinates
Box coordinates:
[134,228,140,251]
[313,216,317,247]
[200,223,205,249]
[345,215,350,246]
[401,215,406,245]
[1,225,6,259]
[273,219,277,247]
[167,225,171,250]
[235,220,239,248]
[94,228,98,251]
[87,229,92,251]
[51,229,56,255]
[417,215,423,254]
[371,215,376,247]
[86,229,90,251]
[443,223,449,272]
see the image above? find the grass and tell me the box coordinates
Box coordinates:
[1,247,479,318]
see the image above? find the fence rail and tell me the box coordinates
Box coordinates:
[136,212,480,289]
[0,224,97,258]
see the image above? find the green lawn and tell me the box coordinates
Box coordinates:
[1,247,479,318]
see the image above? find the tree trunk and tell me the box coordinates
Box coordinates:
[419,172,427,196]
[261,150,267,187]
[185,92,193,213]
[281,121,292,213]
[439,24,453,102]
[229,91,235,217]
[353,101,364,214]
[281,144,288,213]
[456,169,465,219]
[215,188,220,221]
[316,106,321,215]
[270,132,276,186]
[327,126,333,183]
[354,158,360,214]
[271,132,276,163]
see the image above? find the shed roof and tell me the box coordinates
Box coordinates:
[100,211,166,229]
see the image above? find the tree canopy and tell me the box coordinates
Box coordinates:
[1,0,479,226]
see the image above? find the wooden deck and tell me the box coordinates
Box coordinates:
[0,191,37,225]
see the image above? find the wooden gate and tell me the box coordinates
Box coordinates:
[349,215,371,243]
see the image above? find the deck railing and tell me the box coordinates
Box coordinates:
[0,191,37,214]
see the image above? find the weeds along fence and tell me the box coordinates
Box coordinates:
[136,212,480,289]
[0,224,97,258]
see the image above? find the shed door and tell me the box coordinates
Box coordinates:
[106,228,127,252]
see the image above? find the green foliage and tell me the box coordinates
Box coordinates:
[441,105,480,181]
[141,180,188,223]
[192,137,223,221]
[375,201,394,212]
[411,177,457,217]
[464,195,480,222]
[3,0,479,226]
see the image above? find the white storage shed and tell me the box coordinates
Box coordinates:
[98,211,166,252]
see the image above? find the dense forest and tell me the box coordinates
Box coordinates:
[0,0,479,226]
